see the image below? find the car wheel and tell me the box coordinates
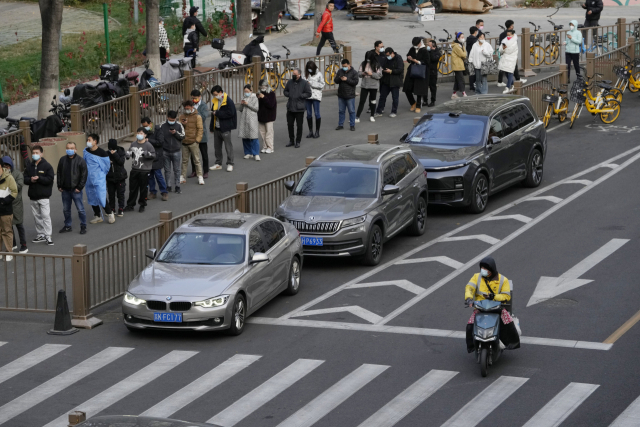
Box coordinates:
[224,294,246,336]
[524,149,543,188]
[407,196,427,236]
[283,257,301,296]
[467,174,489,214]
[362,224,383,266]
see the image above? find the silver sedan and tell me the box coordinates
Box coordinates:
[122,213,303,334]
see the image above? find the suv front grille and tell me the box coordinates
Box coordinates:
[290,220,340,234]
[170,301,192,311]
[146,301,167,311]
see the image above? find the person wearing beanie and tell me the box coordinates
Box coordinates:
[106,139,128,217]
[403,36,430,113]
[315,0,339,55]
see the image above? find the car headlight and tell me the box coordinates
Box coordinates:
[124,292,146,306]
[476,327,494,339]
[341,215,367,228]
[194,295,230,308]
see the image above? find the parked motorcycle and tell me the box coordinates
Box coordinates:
[49,91,71,132]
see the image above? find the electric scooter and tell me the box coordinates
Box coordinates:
[472,299,505,377]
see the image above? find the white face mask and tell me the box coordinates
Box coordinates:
[481,268,490,277]
[459,38,465,44]
[86,141,93,148]
[570,25,575,30]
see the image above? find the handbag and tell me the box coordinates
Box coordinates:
[467,61,475,74]
[410,63,427,79]
[463,59,470,76]
[481,59,499,76]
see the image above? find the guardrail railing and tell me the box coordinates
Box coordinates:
[0,129,26,171]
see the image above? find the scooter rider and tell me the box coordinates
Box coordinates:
[464,256,520,353]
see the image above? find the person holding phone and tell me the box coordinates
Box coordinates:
[159,111,185,194]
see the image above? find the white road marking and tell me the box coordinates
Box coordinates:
[564,179,592,185]
[356,370,458,427]
[209,359,324,427]
[441,234,500,245]
[601,163,619,169]
[440,376,528,427]
[396,256,464,269]
[526,196,563,204]
[140,354,261,418]
[0,344,69,385]
[522,382,599,427]
[527,239,629,306]
[276,364,389,427]
[482,214,532,223]
[290,306,382,324]
[0,342,6,348]
[347,280,425,295]
[247,318,613,350]
[0,347,132,425]
[610,395,640,426]
[279,146,640,322]
[42,350,197,427]
[547,122,568,132]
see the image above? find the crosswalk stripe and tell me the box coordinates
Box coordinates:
[0,344,69,385]
[209,359,324,427]
[42,350,198,427]
[0,342,6,348]
[140,354,261,419]
[610,395,640,426]
[0,346,132,425]
[440,376,528,427]
[356,369,458,427]
[276,363,389,427]
[522,382,599,427]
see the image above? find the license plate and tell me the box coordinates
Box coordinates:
[154,313,182,322]
[301,237,323,246]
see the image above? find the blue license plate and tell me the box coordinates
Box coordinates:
[154,313,182,322]
[301,237,323,246]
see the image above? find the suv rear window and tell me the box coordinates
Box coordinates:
[294,166,379,198]
[408,115,487,146]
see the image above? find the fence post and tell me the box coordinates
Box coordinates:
[17,120,31,171]
[514,80,522,96]
[521,27,535,77]
[184,69,193,101]
[236,182,249,213]
[618,18,627,49]
[70,104,81,132]
[630,37,636,61]
[344,45,352,64]
[586,52,595,89]
[560,64,568,86]
[305,156,315,166]
[252,56,261,93]
[71,244,103,329]
[158,211,174,248]
[129,86,140,130]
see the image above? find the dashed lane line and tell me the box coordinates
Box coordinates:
[563,179,593,185]
[395,256,464,269]
[441,234,501,245]
[526,196,563,204]
[290,306,383,323]
[347,280,425,295]
[481,214,532,223]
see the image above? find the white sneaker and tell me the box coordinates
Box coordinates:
[389,113,397,118]
[451,93,458,99]
[5,255,12,262]
[462,92,468,97]
[502,88,511,94]
[497,82,507,87]
[355,118,360,123]
[90,216,103,224]
[243,154,253,159]
[265,148,273,154]
[198,176,205,185]
[254,155,261,161]
[370,116,375,122]
[210,164,222,171]
[107,213,115,224]
[519,78,527,84]
[179,175,186,184]
[12,246,17,251]
[261,148,266,153]
[227,165,233,172]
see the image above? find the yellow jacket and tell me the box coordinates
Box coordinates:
[451,42,467,72]
[464,273,511,302]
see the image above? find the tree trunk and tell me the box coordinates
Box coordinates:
[38,0,64,120]
[146,0,162,80]
[236,0,252,51]
[313,0,323,42]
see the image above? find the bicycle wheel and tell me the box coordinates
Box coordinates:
[201,86,212,105]
[245,68,253,84]
[545,45,559,65]
[608,88,623,103]
[628,73,640,93]
[558,98,569,122]
[569,104,580,129]
[438,54,452,75]
[542,104,552,128]
[264,70,279,91]
[530,45,545,66]
[324,64,339,85]
[600,99,621,123]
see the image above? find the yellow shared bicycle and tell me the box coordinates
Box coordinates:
[568,73,621,129]
[541,82,570,127]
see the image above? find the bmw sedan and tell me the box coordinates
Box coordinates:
[400,95,547,213]
[122,212,303,335]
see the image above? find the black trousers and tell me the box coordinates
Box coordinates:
[469,73,476,91]
[316,32,338,55]
[12,223,26,247]
[357,88,378,118]
[583,18,600,41]
[406,93,422,107]
[565,52,581,81]
[91,204,112,216]
[127,170,150,208]
[453,70,465,93]
[377,84,399,114]
[287,111,304,143]
[428,74,437,103]
[160,47,167,65]
[107,180,126,212]
[191,142,209,173]
[498,66,520,83]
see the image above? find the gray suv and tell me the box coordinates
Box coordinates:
[275,144,428,266]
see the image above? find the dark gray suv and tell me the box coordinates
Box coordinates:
[275,144,428,266]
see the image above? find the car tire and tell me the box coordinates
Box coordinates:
[283,257,301,296]
[524,149,543,188]
[362,224,383,266]
[224,294,246,336]
[467,174,489,214]
[407,196,427,236]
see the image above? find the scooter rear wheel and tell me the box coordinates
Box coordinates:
[480,347,488,377]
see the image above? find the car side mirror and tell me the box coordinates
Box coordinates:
[381,184,400,196]
[146,248,157,260]
[250,252,269,264]
[284,180,295,192]
[489,136,501,145]
[399,132,409,143]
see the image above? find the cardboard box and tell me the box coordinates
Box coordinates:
[419,7,435,14]
[419,14,435,21]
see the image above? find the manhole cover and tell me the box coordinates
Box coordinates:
[542,298,578,307]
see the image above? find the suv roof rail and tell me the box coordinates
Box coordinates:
[316,144,353,160]
[376,146,404,163]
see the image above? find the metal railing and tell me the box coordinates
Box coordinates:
[515,71,563,118]
[74,94,134,142]
[594,44,630,83]
[246,168,306,216]
[0,130,25,170]
[142,77,187,125]
[193,64,253,107]
[170,193,238,230]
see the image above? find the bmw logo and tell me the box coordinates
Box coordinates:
[166,296,172,301]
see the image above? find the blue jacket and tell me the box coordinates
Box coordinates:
[565,20,582,54]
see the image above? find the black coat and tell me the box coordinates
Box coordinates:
[23,158,54,200]
[427,46,441,78]
[147,126,164,170]
[56,155,88,191]
[403,47,430,97]
[335,67,359,99]
[185,31,199,51]
[466,35,478,55]
[380,54,404,88]
[582,0,603,21]
[159,121,185,153]
[106,147,128,183]
[209,96,237,133]
[283,79,312,112]
[182,16,207,37]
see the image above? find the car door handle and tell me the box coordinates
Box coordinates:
[413,182,419,187]
[396,195,403,199]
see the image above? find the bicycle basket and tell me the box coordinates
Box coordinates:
[633,58,640,68]
[615,65,631,80]
[570,79,587,103]
[542,93,559,103]
[530,34,543,43]
[545,34,558,43]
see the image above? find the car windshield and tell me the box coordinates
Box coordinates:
[293,166,379,198]
[408,115,487,146]
[156,233,245,265]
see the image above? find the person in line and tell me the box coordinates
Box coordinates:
[283,68,312,147]
[424,39,440,107]
[124,128,156,213]
[57,142,88,235]
[372,40,386,64]
[209,86,237,172]
[497,20,527,87]
[499,29,519,94]
[304,61,325,138]
[257,79,277,153]
[476,19,484,32]
[23,145,54,246]
[403,37,429,113]
[106,139,127,217]
[356,51,382,123]
[466,27,479,92]
[183,21,199,69]
[160,111,184,193]
[0,158,17,261]
[190,90,210,178]
[375,47,403,118]
[564,20,582,82]
[469,32,493,95]
[2,157,27,253]
[335,59,359,131]
[315,0,339,55]
[238,84,261,161]
[84,134,113,225]
[142,117,168,201]
[159,17,170,65]
[179,100,204,185]
[451,32,468,99]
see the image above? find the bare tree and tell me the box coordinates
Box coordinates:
[146,0,162,80]
[236,0,252,51]
[38,0,64,119]
[313,0,324,43]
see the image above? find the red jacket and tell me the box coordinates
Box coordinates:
[317,9,333,33]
